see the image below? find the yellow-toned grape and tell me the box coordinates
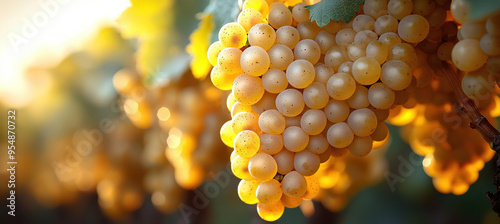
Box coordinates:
[371,122,389,141]
[300,109,327,135]
[217,47,243,75]
[274,149,294,175]
[227,92,237,111]
[308,134,329,154]
[276,89,305,117]
[303,82,329,109]
[276,26,300,49]
[336,28,356,46]
[347,85,370,109]
[234,130,260,158]
[283,126,309,152]
[368,83,395,109]
[232,74,265,105]
[211,66,237,91]
[256,179,282,204]
[249,153,278,182]
[232,155,253,180]
[292,3,310,23]
[268,3,292,29]
[240,46,271,76]
[294,39,321,64]
[348,136,373,156]
[327,122,354,148]
[327,73,356,100]
[314,63,334,85]
[252,92,278,114]
[238,179,260,204]
[378,32,402,49]
[280,194,302,208]
[220,120,236,147]
[348,108,378,137]
[249,23,276,50]
[452,39,488,72]
[219,22,247,48]
[207,41,225,66]
[232,112,260,134]
[243,0,269,16]
[364,0,388,19]
[257,201,285,222]
[353,15,375,32]
[286,59,316,89]
[325,45,349,71]
[352,57,381,85]
[398,14,430,43]
[388,0,413,20]
[260,134,284,155]
[281,171,307,197]
[238,8,266,33]
[231,102,256,117]
[268,44,294,70]
[381,60,413,91]
[297,21,321,40]
[374,15,398,35]
[366,40,389,64]
[315,31,337,54]
[259,109,286,134]
[294,150,320,176]
[324,100,350,123]
[303,175,320,199]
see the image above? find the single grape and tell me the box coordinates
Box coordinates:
[233,74,265,105]
[257,201,285,222]
[211,65,237,91]
[294,150,320,176]
[273,149,294,175]
[303,82,329,109]
[398,14,430,43]
[249,23,277,50]
[262,69,289,94]
[347,85,370,109]
[368,82,396,109]
[286,59,316,89]
[297,21,321,40]
[324,100,350,123]
[276,89,305,117]
[238,8,266,32]
[336,28,356,46]
[452,39,488,72]
[327,122,354,148]
[308,134,329,154]
[268,44,294,70]
[303,175,320,199]
[347,108,378,137]
[300,109,327,135]
[381,60,413,91]
[374,15,398,36]
[249,153,278,182]
[353,15,375,32]
[325,45,349,71]
[388,0,413,20]
[348,136,373,156]
[238,179,260,204]
[217,47,243,75]
[219,22,247,48]
[294,39,321,64]
[352,57,381,85]
[283,126,310,152]
[234,130,260,158]
[281,171,307,197]
[326,73,356,100]
[268,3,292,29]
[240,46,271,76]
[207,41,225,66]
[260,134,284,155]
[276,26,300,49]
[232,155,253,180]
[220,120,236,147]
[315,31,337,54]
[371,122,389,141]
[259,109,286,134]
[256,179,282,205]
[314,64,334,85]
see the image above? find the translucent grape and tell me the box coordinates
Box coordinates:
[381,60,413,91]
[232,155,253,180]
[324,45,349,71]
[347,85,370,109]
[347,108,378,137]
[387,43,418,69]
[252,92,278,114]
[348,136,373,156]
[268,44,294,70]
[450,0,469,23]
[207,41,225,66]
[257,201,285,222]
[303,82,329,109]
[294,150,320,176]
[308,134,329,154]
[300,109,327,135]
[371,122,389,141]
[276,26,300,49]
[452,39,488,72]
[268,3,292,29]
[282,126,310,152]
[260,134,284,155]
[353,15,375,32]
[327,122,354,148]
[388,0,413,20]
[273,149,294,174]
[217,47,243,75]
[324,100,350,123]
[233,74,265,105]
[480,34,500,56]
[281,171,307,197]
[303,175,320,199]
[338,61,354,75]
[354,30,378,46]
[364,0,389,19]
[227,92,237,111]
[297,21,321,40]
[249,153,278,182]
[211,65,237,91]
[426,6,447,29]
[326,73,356,100]
[220,120,236,147]
[243,0,269,19]
[286,59,315,89]
[238,8,266,33]
[459,21,487,40]
[219,22,247,48]
[262,69,288,94]
[437,42,454,61]
[234,130,260,158]
[256,179,283,205]
[292,3,310,23]
[336,28,356,46]
[366,40,389,64]
[378,32,402,49]
[323,20,342,34]
[276,89,305,117]
[374,15,398,35]
[413,0,435,16]
[294,39,321,64]
[259,109,286,134]
[398,14,430,43]
[368,83,396,109]
[238,179,259,204]
[315,31,337,54]
[314,64,334,85]
[347,42,367,62]
[280,194,302,208]
[231,102,256,117]
[249,23,277,50]
[352,57,381,85]
[240,46,271,76]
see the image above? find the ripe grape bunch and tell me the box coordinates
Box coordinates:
[205,0,439,220]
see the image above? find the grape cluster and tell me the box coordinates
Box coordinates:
[384,0,500,195]
[207,0,439,220]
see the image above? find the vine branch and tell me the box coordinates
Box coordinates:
[439,62,500,216]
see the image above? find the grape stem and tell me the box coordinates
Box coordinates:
[439,62,500,216]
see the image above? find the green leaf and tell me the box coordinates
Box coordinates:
[306,0,364,27]
[466,0,500,21]
[204,0,241,43]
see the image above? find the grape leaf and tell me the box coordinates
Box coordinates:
[306,0,364,27]
[466,0,500,21]
[186,14,215,79]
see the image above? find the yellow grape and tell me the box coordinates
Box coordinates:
[398,14,430,43]
[276,89,305,117]
[260,133,284,155]
[381,60,413,91]
[252,92,278,114]
[324,99,350,123]
[315,31,337,54]
[308,134,329,154]
[249,23,276,50]
[363,0,388,19]
[314,63,334,85]
[227,92,237,111]
[243,0,269,16]
[286,59,316,89]
[452,39,488,72]
[303,82,329,109]
[219,22,247,48]
[336,28,356,46]
[366,40,389,64]
[294,150,320,176]
[234,130,260,158]
[273,149,295,175]
[238,179,260,204]
[348,136,373,157]
[249,153,278,182]
[374,15,398,36]
[327,122,354,148]
[280,194,302,208]
[347,108,378,137]
[347,85,370,109]
[268,3,292,29]
[388,0,413,20]
[257,201,285,222]
[352,57,381,85]
[232,112,261,134]
[300,109,327,135]
[268,44,294,71]
[231,155,253,180]
[282,126,309,152]
[217,47,243,75]
[294,39,321,64]
[211,65,237,91]
[232,74,265,105]
[281,171,307,197]
[231,102,256,118]
[368,82,396,109]
[276,26,300,49]
[371,122,389,141]
[378,32,402,49]
[292,3,310,23]
[238,8,266,33]
[256,179,283,204]
[207,41,225,66]
[325,45,349,71]
[326,72,356,101]
[240,46,271,76]
[220,120,236,147]
[297,21,321,40]
[303,175,320,199]
[259,109,286,134]
[353,14,375,32]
